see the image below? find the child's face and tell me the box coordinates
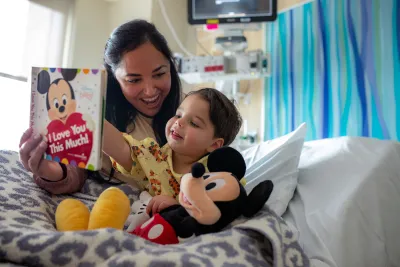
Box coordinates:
[165,94,223,157]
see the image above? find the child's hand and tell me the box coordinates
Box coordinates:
[146,195,178,215]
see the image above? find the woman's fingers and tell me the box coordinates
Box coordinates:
[19,133,44,172]
[19,128,33,148]
[27,140,48,175]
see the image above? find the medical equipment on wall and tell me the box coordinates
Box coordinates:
[174,50,270,84]
[174,26,270,105]
[173,0,276,104]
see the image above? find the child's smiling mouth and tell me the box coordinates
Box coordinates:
[170,129,183,140]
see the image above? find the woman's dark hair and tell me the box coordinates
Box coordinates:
[186,88,242,146]
[104,19,181,145]
[89,19,181,184]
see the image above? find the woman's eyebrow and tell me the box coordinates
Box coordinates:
[125,65,167,77]
[152,65,167,73]
[126,73,141,77]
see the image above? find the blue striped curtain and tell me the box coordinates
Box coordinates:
[264,0,400,141]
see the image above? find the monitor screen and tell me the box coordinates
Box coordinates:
[188,0,277,25]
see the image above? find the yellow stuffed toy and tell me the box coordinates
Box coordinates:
[55,187,131,231]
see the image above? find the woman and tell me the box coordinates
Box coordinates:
[18,19,182,194]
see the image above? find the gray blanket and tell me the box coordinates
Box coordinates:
[0,150,310,267]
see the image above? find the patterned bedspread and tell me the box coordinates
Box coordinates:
[0,150,310,267]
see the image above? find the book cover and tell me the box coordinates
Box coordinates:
[29,67,107,171]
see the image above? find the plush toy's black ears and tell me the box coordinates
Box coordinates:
[61,68,78,81]
[242,180,274,218]
[207,147,246,180]
[37,70,51,95]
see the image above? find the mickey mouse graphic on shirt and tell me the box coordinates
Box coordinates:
[37,69,95,170]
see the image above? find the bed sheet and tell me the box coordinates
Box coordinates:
[282,137,400,267]
[0,150,310,267]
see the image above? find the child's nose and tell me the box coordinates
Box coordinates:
[175,119,183,127]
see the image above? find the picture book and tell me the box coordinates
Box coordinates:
[29,67,107,171]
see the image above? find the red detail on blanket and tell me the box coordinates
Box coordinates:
[128,214,179,245]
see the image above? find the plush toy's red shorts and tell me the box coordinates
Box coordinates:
[128,214,179,245]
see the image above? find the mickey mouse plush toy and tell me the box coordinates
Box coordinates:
[55,146,274,245]
[129,146,274,244]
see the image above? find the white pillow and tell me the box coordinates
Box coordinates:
[242,123,306,216]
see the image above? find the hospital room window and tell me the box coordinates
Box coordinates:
[0,0,71,151]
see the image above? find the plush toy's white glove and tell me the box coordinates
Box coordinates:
[126,191,153,232]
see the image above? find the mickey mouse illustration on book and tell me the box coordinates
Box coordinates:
[35,69,96,169]
[55,146,274,245]
[37,69,78,123]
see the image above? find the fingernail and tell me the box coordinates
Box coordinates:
[40,141,47,148]
[42,136,48,142]
[34,134,41,140]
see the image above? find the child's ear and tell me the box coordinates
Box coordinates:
[206,138,224,153]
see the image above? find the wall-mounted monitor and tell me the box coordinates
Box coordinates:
[188,0,277,25]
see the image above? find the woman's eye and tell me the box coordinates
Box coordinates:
[53,99,59,109]
[154,72,165,78]
[127,79,141,84]
[62,94,68,105]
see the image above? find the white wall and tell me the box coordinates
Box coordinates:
[151,0,198,93]
[68,0,110,68]
[151,0,196,55]
[68,0,155,68]
[108,0,153,33]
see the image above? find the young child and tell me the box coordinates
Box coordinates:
[103,88,243,215]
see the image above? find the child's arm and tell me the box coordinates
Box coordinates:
[103,120,148,185]
[102,120,133,172]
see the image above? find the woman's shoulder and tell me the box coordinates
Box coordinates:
[126,114,156,141]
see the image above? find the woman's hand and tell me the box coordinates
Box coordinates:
[146,195,179,215]
[19,128,64,181]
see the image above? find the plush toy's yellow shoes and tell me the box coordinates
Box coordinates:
[56,199,90,231]
[88,187,131,230]
[55,187,131,232]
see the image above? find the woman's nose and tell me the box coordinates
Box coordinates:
[143,80,157,96]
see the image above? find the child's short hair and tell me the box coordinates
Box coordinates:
[186,88,242,146]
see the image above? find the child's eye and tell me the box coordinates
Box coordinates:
[190,121,199,127]
[175,114,181,118]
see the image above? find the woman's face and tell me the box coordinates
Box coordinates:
[114,42,172,117]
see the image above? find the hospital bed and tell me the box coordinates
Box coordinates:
[242,123,400,267]
[0,123,399,266]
